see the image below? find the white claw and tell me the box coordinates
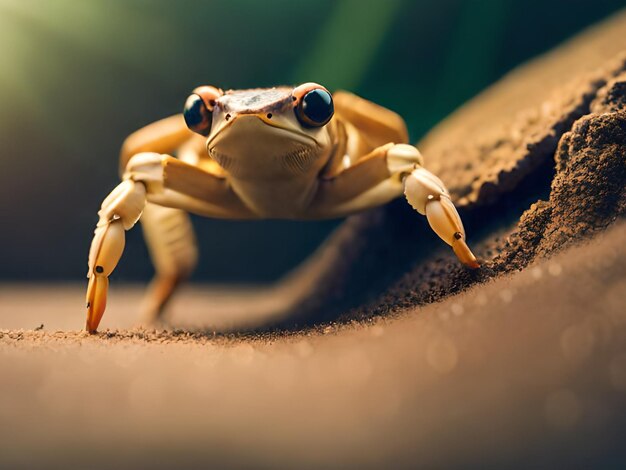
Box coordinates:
[425,195,464,246]
[86,218,126,333]
[404,167,479,269]
[84,154,162,333]
[88,219,125,278]
[85,176,149,333]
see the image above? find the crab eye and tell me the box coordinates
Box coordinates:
[295,88,334,128]
[183,94,212,135]
[183,85,222,136]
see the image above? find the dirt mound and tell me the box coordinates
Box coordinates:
[267,40,626,330]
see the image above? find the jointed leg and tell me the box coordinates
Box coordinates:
[139,204,198,324]
[120,120,212,324]
[400,170,477,269]
[389,144,478,268]
[311,143,479,268]
[86,179,146,332]
[85,152,249,333]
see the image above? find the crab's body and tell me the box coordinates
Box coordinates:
[85,83,478,332]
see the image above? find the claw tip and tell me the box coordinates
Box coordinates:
[453,238,480,269]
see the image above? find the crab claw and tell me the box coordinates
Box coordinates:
[86,218,125,333]
[404,167,479,269]
[85,274,108,334]
[425,194,480,268]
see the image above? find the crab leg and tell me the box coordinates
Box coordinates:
[402,162,479,269]
[86,219,125,332]
[311,141,479,268]
[85,152,253,333]
[85,153,164,333]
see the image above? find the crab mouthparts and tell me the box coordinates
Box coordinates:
[208,117,319,178]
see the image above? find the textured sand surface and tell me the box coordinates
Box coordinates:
[1,223,625,469]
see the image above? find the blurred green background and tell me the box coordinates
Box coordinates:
[0,0,623,282]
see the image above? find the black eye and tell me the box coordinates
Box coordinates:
[295,89,334,128]
[183,94,212,136]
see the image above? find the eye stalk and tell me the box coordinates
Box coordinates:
[183,85,222,136]
[293,83,334,128]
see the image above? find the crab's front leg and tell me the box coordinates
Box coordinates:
[85,154,161,333]
[85,152,253,333]
[389,145,479,268]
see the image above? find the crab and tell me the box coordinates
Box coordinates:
[85,83,479,333]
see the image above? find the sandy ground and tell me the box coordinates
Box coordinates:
[1,222,625,469]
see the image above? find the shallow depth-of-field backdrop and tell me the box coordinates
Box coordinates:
[1,0,623,283]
